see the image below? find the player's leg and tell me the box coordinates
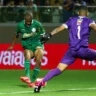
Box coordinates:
[75,47,96,61]
[29,48,44,86]
[24,49,34,78]
[42,63,68,83]
[34,49,77,92]
[81,47,96,60]
[34,63,68,93]
[20,49,34,84]
[42,49,77,83]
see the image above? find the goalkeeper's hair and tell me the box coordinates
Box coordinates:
[78,5,88,11]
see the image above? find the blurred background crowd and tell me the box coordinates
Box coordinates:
[0,0,96,23]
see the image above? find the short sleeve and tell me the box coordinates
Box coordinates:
[37,22,45,35]
[62,18,71,29]
[16,24,21,34]
[89,19,96,26]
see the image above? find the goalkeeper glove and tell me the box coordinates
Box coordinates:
[40,33,52,44]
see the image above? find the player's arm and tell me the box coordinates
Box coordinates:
[7,33,20,51]
[11,33,20,47]
[7,24,21,51]
[51,24,66,35]
[40,17,71,44]
[11,35,17,47]
[40,24,66,44]
[38,22,46,35]
[89,23,96,32]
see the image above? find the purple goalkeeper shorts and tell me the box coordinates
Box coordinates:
[60,47,96,65]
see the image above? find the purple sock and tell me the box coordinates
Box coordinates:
[43,68,62,83]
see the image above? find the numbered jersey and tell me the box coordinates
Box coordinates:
[63,16,95,50]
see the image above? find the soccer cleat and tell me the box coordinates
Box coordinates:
[35,78,47,87]
[20,76,31,84]
[34,82,42,93]
[28,82,36,88]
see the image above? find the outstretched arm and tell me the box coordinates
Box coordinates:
[40,24,66,43]
[51,24,66,36]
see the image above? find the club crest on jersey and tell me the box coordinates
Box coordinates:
[77,19,83,25]
[32,28,36,32]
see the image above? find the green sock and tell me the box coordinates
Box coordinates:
[24,60,30,78]
[31,68,40,82]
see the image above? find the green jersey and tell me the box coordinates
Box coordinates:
[16,20,45,51]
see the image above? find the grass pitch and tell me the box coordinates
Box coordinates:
[0,70,96,96]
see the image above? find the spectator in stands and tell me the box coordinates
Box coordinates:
[82,0,87,6]
[86,0,95,5]
[38,0,45,6]
[25,0,38,20]
[0,2,2,7]
[0,1,8,22]
[16,0,26,22]
[74,0,81,6]
[0,0,3,5]
[75,0,87,6]
[52,0,62,23]
[39,0,52,23]
[18,0,25,6]
[6,0,16,22]
[62,0,74,22]
[0,2,2,22]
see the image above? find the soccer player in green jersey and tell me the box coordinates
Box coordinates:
[8,11,45,88]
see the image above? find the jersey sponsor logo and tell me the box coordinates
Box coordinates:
[77,19,83,25]
[21,29,25,32]
[23,33,32,38]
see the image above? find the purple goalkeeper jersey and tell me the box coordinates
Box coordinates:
[63,16,95,50]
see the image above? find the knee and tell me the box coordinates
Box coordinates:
[24,50,33,60]
[57,63,68,72]
[37,48,44,55]
[24,53,32,60]
[35,48,44,57]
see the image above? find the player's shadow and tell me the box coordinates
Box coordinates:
[41,89,87,93]
[53,89,81,92]
[17,84,28,88]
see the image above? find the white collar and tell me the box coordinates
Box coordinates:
[79,16,86,18]
[32,20,33,24]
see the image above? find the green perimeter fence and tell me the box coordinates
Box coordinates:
[0,5,96,23]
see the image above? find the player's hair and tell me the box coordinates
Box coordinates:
[78,5,88,11]
[24,11,33,19]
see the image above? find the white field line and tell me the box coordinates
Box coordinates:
[0,88,96,95]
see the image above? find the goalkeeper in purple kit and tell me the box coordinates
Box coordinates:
[34,6,96,93]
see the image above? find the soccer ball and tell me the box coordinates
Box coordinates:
[35,77,47,87]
